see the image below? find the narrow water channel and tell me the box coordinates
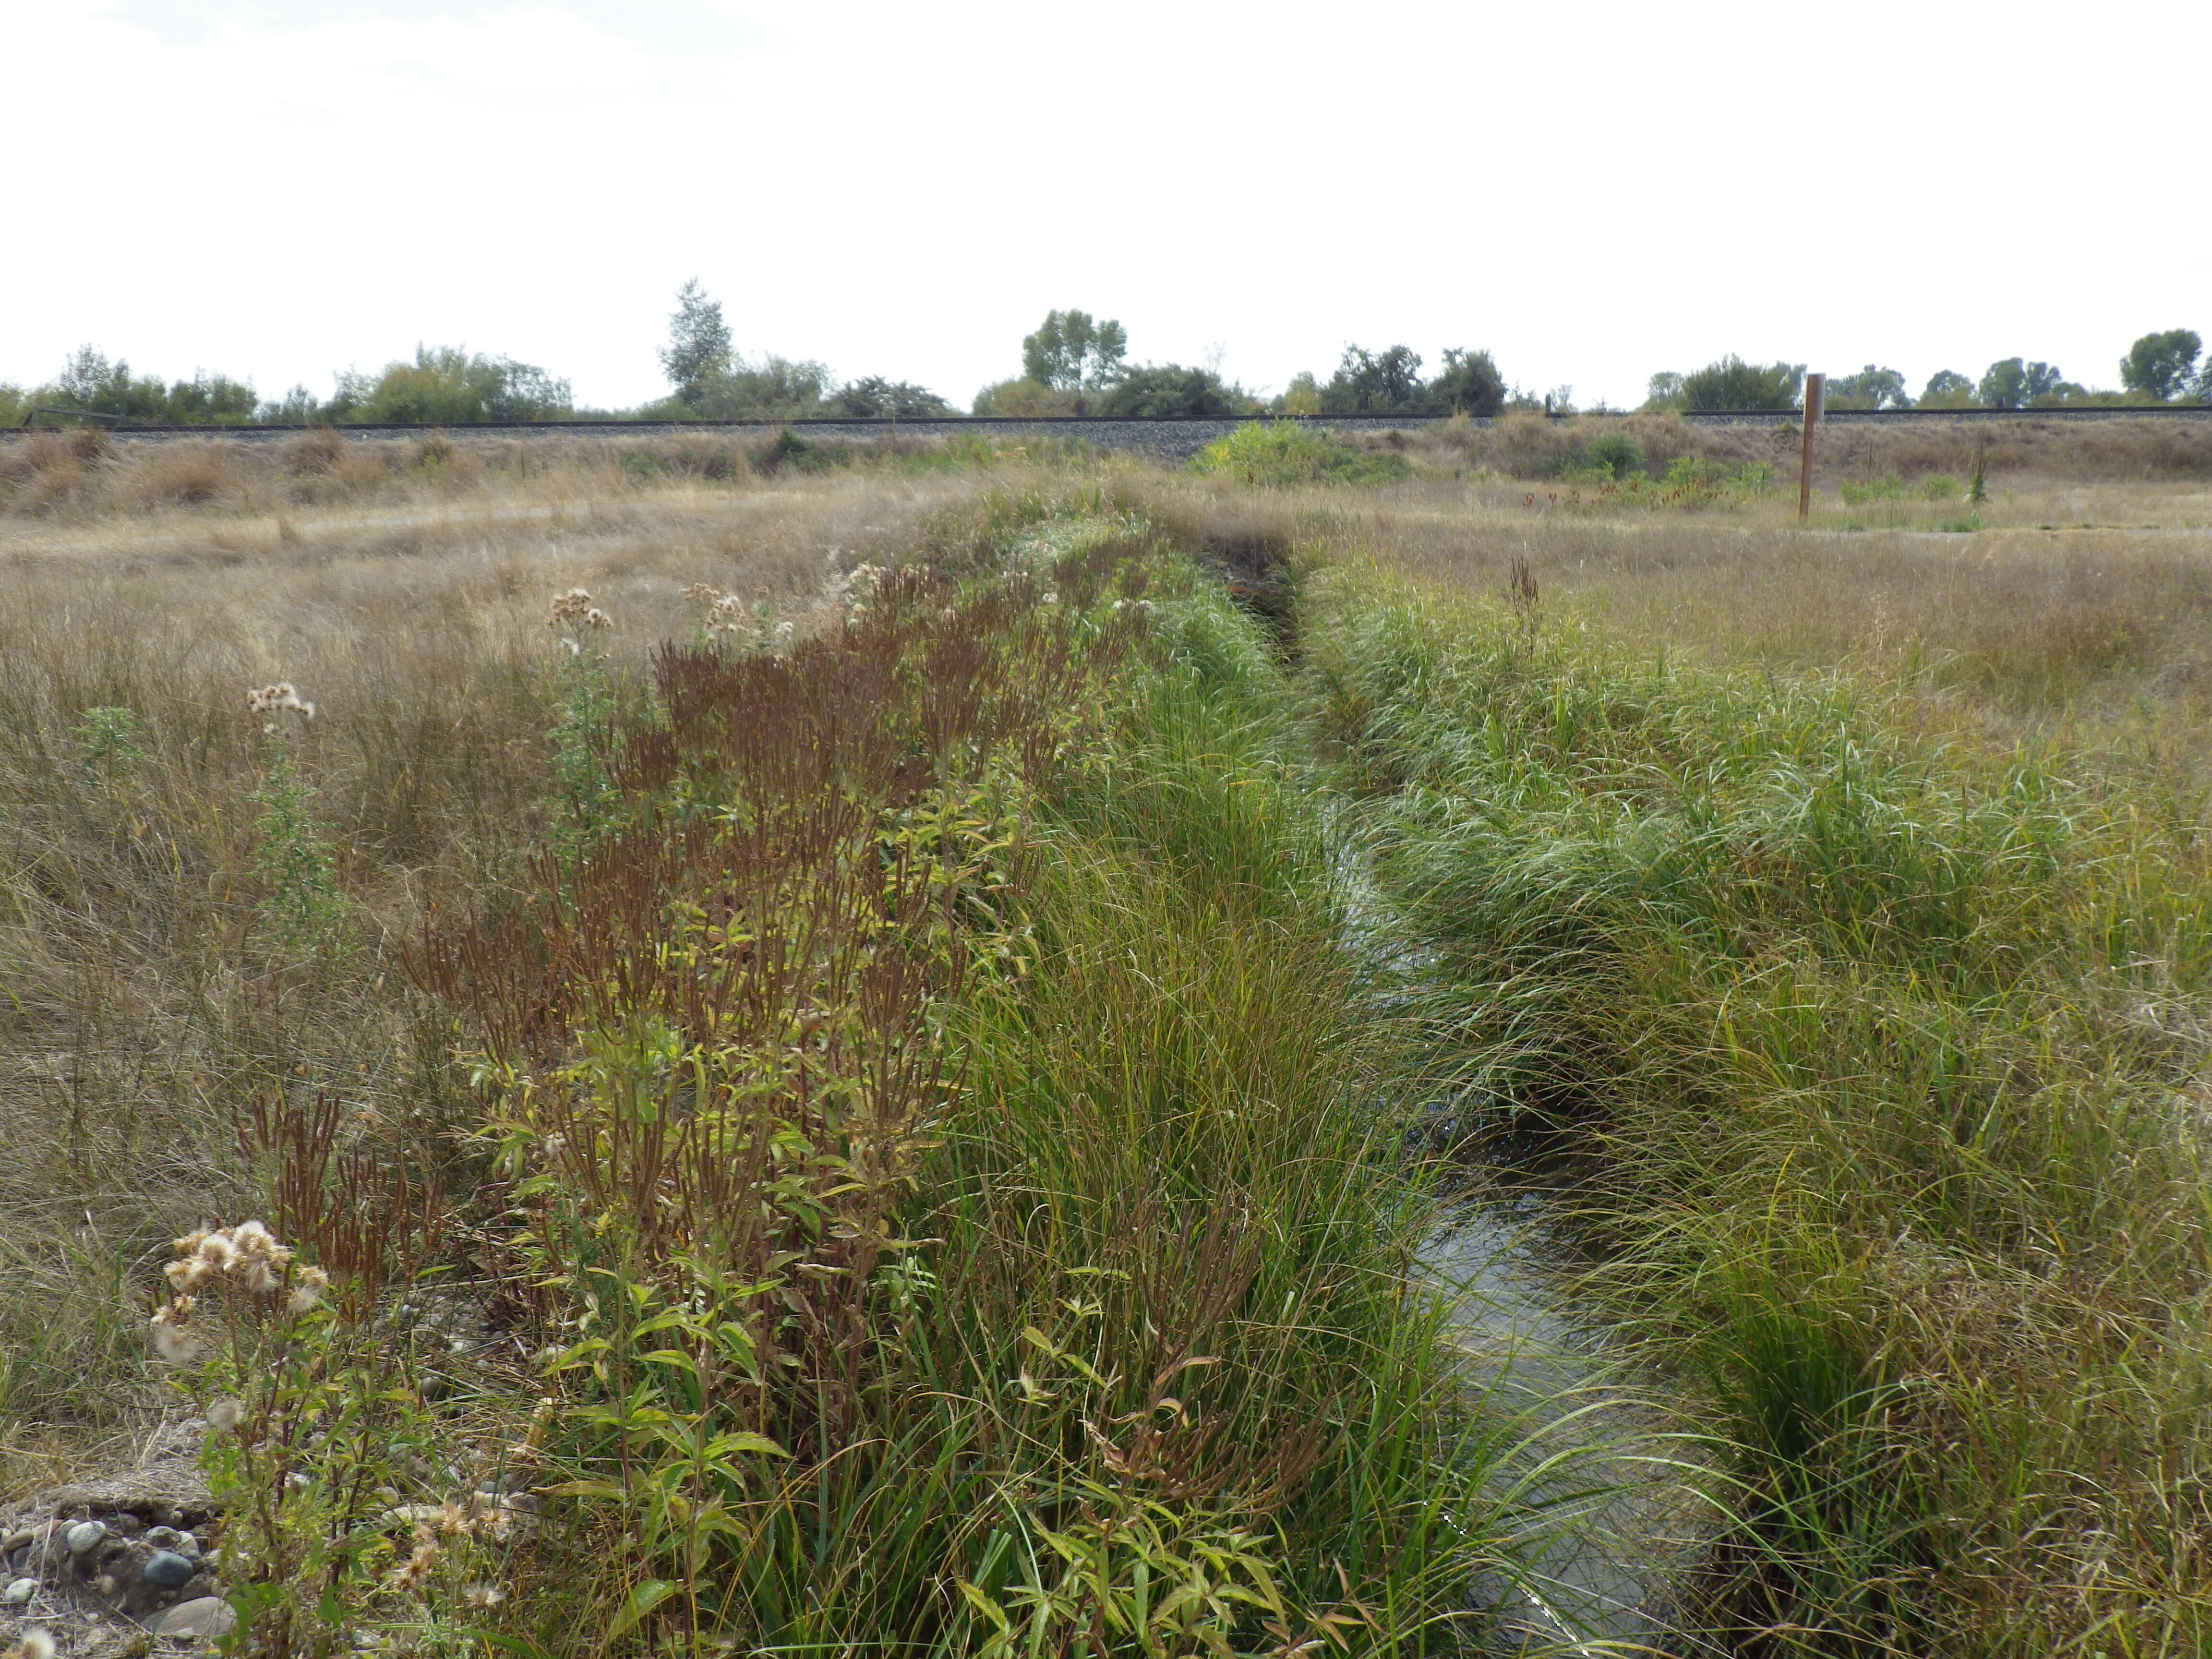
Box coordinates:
[1423,1212,1718,1654]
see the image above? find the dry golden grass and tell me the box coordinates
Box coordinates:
[0,460,1014,1494]
[1141,468,2212,787]
[1408,409,2212,485]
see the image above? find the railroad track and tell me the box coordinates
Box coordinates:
[7,406,2208,464]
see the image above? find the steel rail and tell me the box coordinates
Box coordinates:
[8,407,2210,440]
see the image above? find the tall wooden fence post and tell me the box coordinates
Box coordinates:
[1798,372,1825,522]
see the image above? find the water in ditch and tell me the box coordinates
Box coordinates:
[1423,1207,1721,1655]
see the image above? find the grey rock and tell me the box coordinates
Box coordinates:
[145,1526,202,1562]
[151,1595,237,1639]
[143,1550,196,1589]
[65,1520,107,1555]
[1,1576,35,1604]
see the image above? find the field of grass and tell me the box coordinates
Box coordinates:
[2,425,2211,1655]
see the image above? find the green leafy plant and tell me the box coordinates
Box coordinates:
[542,589,622,863]
[72,705,149,786]
[246,686,349,955]
[1584,431,1644,480]
[149,1188,473,1659]
[1190,423,1410,487]
[1838,474,1903,505]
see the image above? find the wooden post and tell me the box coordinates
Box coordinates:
[1798,372,1824,522]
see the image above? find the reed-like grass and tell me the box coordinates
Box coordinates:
[1302,570,2212,1652]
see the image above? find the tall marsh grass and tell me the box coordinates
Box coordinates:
[1303,572,2212,1652]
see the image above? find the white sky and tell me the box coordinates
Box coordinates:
[3,0,2207,412]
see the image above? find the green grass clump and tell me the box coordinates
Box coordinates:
[1300,571,2212,1653]
[1191,422,1411,487]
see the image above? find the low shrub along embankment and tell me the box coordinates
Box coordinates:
[1302,570,2212,1653]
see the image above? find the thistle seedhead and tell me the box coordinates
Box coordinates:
[548,587,594,627]
[151,1221,328,1358]
[245,682,316,733]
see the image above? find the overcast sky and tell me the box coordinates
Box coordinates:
[4,0,2207,411]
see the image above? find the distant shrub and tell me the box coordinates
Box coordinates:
[749,430,853,475]
[1679,356,1804,410]
[137,442,244,506]
[1585,431,1644,480]
[282,427,348,476]
[1097,364,1244,418]
[334,346,572,424]
[834,376,951,418]
[1275,372,1322,416]
[617,441,748,483]
[1838,473,1907,505]
[1843,471,1961,505]
[1191,422,1410,487]
[972,378,1089,417]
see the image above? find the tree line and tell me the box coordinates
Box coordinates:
[1644,332,2212,413]
[6,286,2207,429]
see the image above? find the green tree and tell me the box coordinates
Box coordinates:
[2119,329,2202,401]
[1824,364,1912,409]
[1021,309,1128,391]
[1275,371,1321,416]
[54,347,171,420]
[1096,364,1243,417]
[1642,371,1686,411]
[1678,356,1804,410]
[1319,345,1426,414]
[44,347,261,425]
[1919,369,1976,408]
[165,372,260,424]
[661,279,733,407]
[696,356,830,419]
[261,385,327,423]
[1976,358,2067,409]
[1427,348,1506,415]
